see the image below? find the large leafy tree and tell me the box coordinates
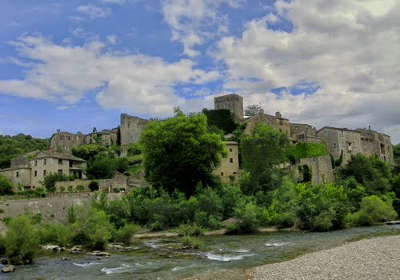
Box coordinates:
[202,109,238,134]
[394,143,400,174]
[240,124,290,194]
[140,111,226,196]
[244,104,264,117]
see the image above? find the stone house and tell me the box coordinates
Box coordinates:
[214,94,244,121]
[213,141,240,183]
[243,112,291,136]
[317,127,394,165]
[0,151,86,191]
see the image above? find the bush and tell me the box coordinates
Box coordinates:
[88,181,99,192]
[346,195,397,226]
[176,224,205,236]
[76,185,85,192]
[113,224,140,244]
[3,215,39,264]
[42,173,70,192]
[0,235,5,256]
[181,236,204,249]
[68,185,73,192]
[59,186,65,192]
[0,174,13,195]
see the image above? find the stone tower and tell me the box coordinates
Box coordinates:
[214,94,244,121]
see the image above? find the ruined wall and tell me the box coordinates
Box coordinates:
[243,113,291,136]
[290,123,320,143]
[294,155,334,185]
[0,168,31,191]
[214,94,244,121]
[49,131,86,152]
[213,141,239,183]
[357,129,394,164]
[55,173,133,193]
[120,114,149,156]
[0,193,124,228]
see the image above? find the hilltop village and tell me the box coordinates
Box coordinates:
[0,93,394,192]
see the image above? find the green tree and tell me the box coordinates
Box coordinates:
[202,109,238,134]
[339,154,392,195]
[42,173,70,192]
[4,215,39,264]
[244,104,263,117]
[394,143,400,174]
[86,156,117,179]
[140,112,226,196]
[240,124,290,194]
[0,174,13,195]
[72,144,107,161]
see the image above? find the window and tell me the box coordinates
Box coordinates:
[69,161,73,168]
[229,148,233,152]
[34,170,38,177]
[58,159,63,165]
[43,170,46,176]
[35,160,38,166]
[16,171,19,178]
[221,172,224,176]
[44,159,46,165]
[58,169,63,176]
[230,158,233,163]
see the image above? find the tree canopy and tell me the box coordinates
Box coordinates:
[244,104,264,117]
[202,109,238,134]
[0,134,48,169]
[140,112,226,196]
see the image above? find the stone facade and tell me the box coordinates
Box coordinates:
[317,127,394,165]
[213,141,240,183]
[292,155,334,185]
[243,112,291,136]
[120,114,149,156]
[289,123,320,143]
[0,151,86,190]
[214,94,244,121]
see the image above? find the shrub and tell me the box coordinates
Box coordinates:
[346,195,397,226]
[0,174,13,195]
[42,173,70,192]
[76,185,85,192]
[0,235,5,255]
[113,224,141,244]
[3,215,39,264]
[176,224,205,237]
[181,236,204,249]
[88,181,99,192]
[59,186,65,192]
[231,202,260,233]
[68,185,73,192]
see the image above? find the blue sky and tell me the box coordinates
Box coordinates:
[0,0,399,143]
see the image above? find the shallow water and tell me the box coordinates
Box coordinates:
[2,225,400,280]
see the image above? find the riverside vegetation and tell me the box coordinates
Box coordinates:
[1,109,400,265]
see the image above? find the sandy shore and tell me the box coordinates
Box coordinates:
[248,235,400,280]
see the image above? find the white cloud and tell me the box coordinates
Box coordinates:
[76,4,111,19]
[162,0,243,57]
[216,0,400,143]
[0,36,220,116]
[106,35,117,45]
[101,0,126,4]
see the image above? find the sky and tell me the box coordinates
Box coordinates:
[0,0,399,144]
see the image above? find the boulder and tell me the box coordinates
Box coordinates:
[69,245,83,254]
[90,251,110,257]
[1,265,15,273]
[41,245,65,252]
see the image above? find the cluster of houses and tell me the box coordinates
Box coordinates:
[0,94,394,192]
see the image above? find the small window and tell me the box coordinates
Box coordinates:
[35,160,38,166]
[44,159,46,165]
[58,159,63,165]
[69,161,73,168]
[230,158,233,163]
[229,148,233,152]
[43,170,46,176]
[34,170,38,177]
[58,169,63,176]
[16,171,19,178]
[221,172,224,176]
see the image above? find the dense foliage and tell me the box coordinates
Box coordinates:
[202,109,238,134]
[286,143,327,163]
[140,111,226,196]
[240,124,290,194]
[244,104,264,117]
[0,134,48,169]
[42,173,72,192]
[0,174,13,195]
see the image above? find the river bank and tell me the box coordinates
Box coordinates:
[248,234,400,280]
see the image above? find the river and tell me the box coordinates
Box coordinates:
[2,225,400,280]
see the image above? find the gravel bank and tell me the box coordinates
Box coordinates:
[248,235,400,280]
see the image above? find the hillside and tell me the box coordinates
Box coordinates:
[0,134,49,169]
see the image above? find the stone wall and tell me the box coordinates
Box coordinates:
[0,167,31,191]
[243,112,291,136]
[120,114,149,156]
[55,173,132,192]
[213,141,239,183]
[214,94,244,121]
[293,155,334,185]
[0,193,124,233]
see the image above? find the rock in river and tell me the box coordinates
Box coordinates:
[1,265,15,273]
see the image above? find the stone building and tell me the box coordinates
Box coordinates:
[120,114,149,156]
[49,113,148,154]
[317,127,394,165]
[213,141,240,183]
[243,112,291,136]
[0,151,86,191]
[289,123,320,143]
[214,94,244,121]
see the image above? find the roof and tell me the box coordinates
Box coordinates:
[0,166,31,172]
[224,141,238,145]
[34,151,86,162]
[318,126,391,138]
[317,126,361,134]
